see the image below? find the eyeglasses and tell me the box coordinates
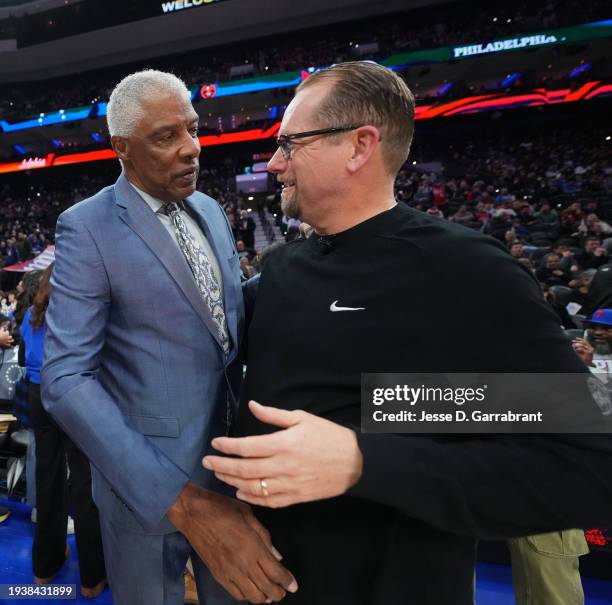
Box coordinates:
[276,125,363,160]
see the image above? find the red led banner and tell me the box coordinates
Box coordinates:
[414,80,611,119]
[53,149,116,167]
[0,124,281,175]
[0,153,55,175]
[0,83,609,175]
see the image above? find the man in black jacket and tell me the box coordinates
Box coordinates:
[204,61,612,604]
[574,237,608,271]
[536,253,571,287]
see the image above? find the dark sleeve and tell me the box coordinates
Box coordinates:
[350,433,612,540]
[243,274,260,328]
[18,339,25,367]
[241,274,260,362]
[17,310,28,365]
[350,231,612,539]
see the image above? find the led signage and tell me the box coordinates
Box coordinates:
[161,0,221,14]
[452,34,558,58]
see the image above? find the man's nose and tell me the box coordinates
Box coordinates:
[180,132,201,159]
[267,147,286,175]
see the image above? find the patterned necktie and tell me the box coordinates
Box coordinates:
[161,202,230,354]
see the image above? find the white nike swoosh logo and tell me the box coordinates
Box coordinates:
[330,300,366,312]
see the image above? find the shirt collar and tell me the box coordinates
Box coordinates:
[128,181,169,214]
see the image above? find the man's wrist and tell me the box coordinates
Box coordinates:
[167,480,215,532]
[345,429,364,490]
[167,483,190,531]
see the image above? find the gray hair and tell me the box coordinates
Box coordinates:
[107,69,191,137]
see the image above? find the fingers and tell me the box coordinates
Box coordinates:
[218,473,283,499]
[237,538,296,602]
[256,549,298,596]
[249,565,286,603]
[210,404,300,460]
[210,432,285,458]
[247,401,301,429]
[204,455,283,479]
[236,491,296,509]
[210,539,293,603]
[226,580,246,602]
[572,339,592,355]
[242,510,283,561]
[572,338,590,350]
[238,576,270,604]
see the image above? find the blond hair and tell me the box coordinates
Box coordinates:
[297,61,415,175]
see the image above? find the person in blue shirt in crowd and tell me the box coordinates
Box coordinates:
[20,262,106,598]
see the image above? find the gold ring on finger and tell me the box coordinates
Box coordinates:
[259,479,269,497]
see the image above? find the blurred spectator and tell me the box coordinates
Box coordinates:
[0,313,14,348]
[450,204,475,227]
[14,271,43,338]
[560,202,584,236]
[508,530,588,605]
[16,232,33,261]
[4,238,20,267]
[517,258,535,274]
[284,217,302,242]
[509,241,527,261]
[20,263,106,597]
[536,253,571,287]
[534,202,559,226]
[426,206,444,219]
[484,210,514,241]
[551,241,577,271]
[542,285,576,329]
[573,237,608,271]
[236,239,255,262]
[568,269,597,310]
[572,309,612,374]
[579,213,612,240]
[240,256,256,280]
[236,210,256,249]
[580,265,612,318]
[1,291,17,319]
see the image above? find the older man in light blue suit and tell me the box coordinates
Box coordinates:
[42,70,296,605]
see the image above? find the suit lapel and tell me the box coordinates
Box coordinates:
[113,174,225,350]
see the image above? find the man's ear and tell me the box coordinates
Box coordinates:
[346,126,381,174]
[111,135,130,162]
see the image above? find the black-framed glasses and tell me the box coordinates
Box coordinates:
[276,125,363,160]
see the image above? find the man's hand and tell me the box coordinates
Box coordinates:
[572,337,594,366]
[0,329,14,348]
[203,401,363,508]
[167,481,297,603]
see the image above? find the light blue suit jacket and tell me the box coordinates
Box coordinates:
[42,173,244,534]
